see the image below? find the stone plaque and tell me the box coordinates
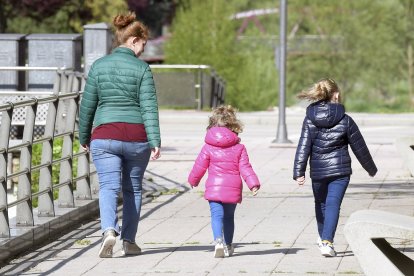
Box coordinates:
[0,34,26,90]
[26,34,82,91]
[83,23,112,75]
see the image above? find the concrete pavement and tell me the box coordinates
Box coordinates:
[1,108,414,275]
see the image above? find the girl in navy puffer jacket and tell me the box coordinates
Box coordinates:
[293,79,377,257]
[188,105,260,258]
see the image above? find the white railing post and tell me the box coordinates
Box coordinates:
[16,99,37,226]
[0,104,13,237]
[37,71,61,216]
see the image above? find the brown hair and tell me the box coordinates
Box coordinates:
[113,12,149,47]
[208,105,243,133]
[297,78,340,102]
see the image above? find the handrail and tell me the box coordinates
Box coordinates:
[150,64,211,69]
[0,70,95,239]
[0,66,72,71]
[0,65,226,265]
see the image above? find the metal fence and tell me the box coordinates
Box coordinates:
[0,68,93,232]
[0,64,226,265]
[150,64,225,110]
[0,65,226,113]
[0,69,100,265]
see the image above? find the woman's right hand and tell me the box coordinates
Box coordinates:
[151,147,161,160]
[296,176,305,186]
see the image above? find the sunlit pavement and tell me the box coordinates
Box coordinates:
[1,108,414,275]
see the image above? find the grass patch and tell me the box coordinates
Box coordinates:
[144,242,173,245]
[74,239,91,246]
[184,241,200,245]
[273,241,282,247]
[161,188,182,195]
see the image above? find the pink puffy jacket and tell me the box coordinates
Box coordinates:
[188,127,260,203]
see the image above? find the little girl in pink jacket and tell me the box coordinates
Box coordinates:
[188,105,260,258]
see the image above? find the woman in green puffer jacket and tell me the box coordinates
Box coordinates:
[78,12,161,258]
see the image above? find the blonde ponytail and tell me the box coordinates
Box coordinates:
[298,78,340,102]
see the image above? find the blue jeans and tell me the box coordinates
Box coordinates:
[209,201,237,245]
[312,176,350,243]
[91,139,150,242]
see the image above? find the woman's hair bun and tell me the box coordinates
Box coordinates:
[113,12,136,29]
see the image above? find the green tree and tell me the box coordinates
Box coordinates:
[166,0,414,111]
[164,0,278,110]
[86,0,128,28]
[285,0,409,111]
[399,0,414,106]
[2,0,127,34]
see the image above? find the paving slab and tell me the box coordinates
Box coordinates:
[1,109,414,276]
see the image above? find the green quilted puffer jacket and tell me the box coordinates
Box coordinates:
[78,47,161,148]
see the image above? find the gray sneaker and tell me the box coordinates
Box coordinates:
[98,230,116,258]
[122,240,142,256]
[224,244,234,257]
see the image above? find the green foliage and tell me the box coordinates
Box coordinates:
[164,0,278,110]
[4,0,127,34]
[86,0,128,27]
[2,0,413,111]
[166,0,414,111]
[31,137,80,207]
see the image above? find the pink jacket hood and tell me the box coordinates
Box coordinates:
[205,127,240,148]
[188,127,260,204]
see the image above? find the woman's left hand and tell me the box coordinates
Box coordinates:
[151,147,161,160]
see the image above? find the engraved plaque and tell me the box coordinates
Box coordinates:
[83,23,112,75]
[0,34,26,90]
[26,34,82,91]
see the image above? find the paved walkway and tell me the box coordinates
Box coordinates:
[1,109,414,275]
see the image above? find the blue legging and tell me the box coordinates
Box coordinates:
[209,201,237,245]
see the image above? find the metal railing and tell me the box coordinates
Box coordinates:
[0,69,95,239]
[1,65,226,111]
[0,64,226,264]
[150,64,225,110]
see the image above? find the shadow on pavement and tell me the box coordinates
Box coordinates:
[138,244,305,257]
[0,172,190,276]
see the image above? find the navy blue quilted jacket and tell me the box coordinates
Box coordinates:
[293,101,377,180]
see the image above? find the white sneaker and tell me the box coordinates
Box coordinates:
[99,230,116,258]
[320,240,336,257]
[224,244,234,257]
[214,239,225,258]
[317,237,323,248]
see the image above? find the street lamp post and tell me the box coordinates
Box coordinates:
[274,0,291,144]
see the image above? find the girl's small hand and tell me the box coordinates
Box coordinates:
[81,144,89,152]
[252,187,259,196]
[296,176,305,186]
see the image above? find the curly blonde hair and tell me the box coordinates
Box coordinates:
[113,12,149,47]
[207,105,243,133]
[297,78,340,102]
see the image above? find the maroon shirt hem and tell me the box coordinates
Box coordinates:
[91,122,148,142]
